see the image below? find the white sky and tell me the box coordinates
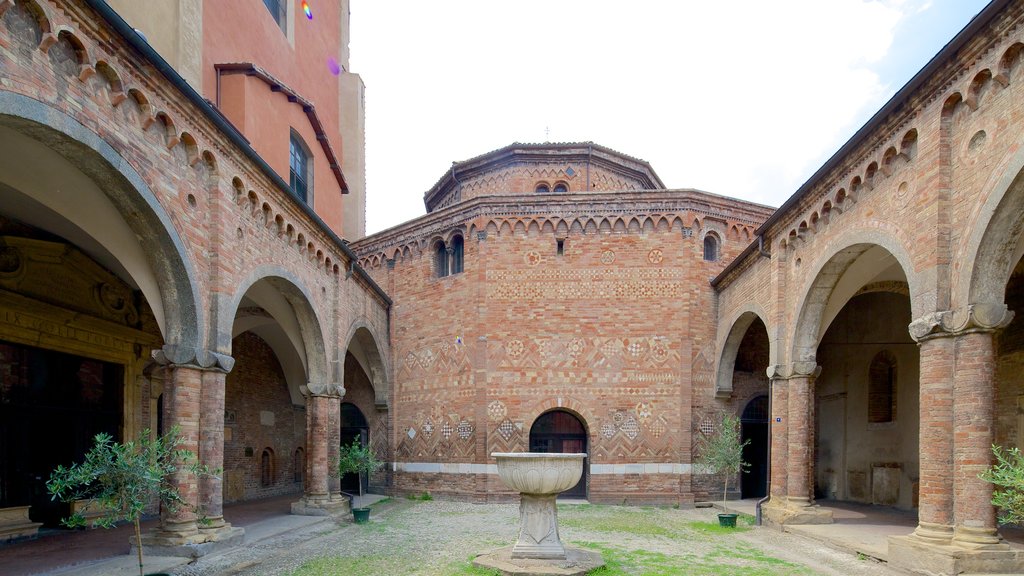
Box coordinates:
[350,0,991,235]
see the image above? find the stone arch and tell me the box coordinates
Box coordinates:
[219,265,329,404]
[957,140,1024,308]
[715,306,773,396]
[790,230,918,364]
[0,90,202,351]
[343,320,391,408]
[525,397,595,435]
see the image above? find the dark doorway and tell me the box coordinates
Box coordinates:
[529,410,587,499]
[741,395,769,499]
[0,340,123,526]
[339,402,368,494]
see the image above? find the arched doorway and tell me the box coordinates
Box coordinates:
[529,410,587,499]
[741,395,769,499]
[339,402,369,494]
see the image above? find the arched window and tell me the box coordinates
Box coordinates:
[703,233,719,261]
[868,350,897,423]
[435,241,449,277]
[289,131,312,203]
[260,447,275,487]
[451,235,464,274]
[553,182,568,193]
[293,447,305,483]
[535,182,550,193]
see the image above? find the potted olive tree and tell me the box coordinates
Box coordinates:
[980,445,1024,525]
[696,413,749,527]
[46,427,209,576]
[337,435,383,524]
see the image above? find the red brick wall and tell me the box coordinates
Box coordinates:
[224,332,305,502]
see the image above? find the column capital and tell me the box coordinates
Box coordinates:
[766,362,821,380]
[302,381,345,398]
[909,303,1013,342]
[151,345,234,372]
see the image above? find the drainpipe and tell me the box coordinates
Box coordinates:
[755,378,772,526]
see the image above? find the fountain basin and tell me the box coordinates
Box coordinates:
[493,452,585,495]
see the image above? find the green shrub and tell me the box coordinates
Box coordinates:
[980,445,1024,525]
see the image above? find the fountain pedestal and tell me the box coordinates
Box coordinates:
[473,452,604,576]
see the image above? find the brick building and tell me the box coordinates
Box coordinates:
[2,0,1024,574]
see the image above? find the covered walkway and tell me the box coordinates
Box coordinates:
[718,499,1024,564]
[0,493,387,575]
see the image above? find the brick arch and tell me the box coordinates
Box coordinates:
[956,140,1024,308]
[0,90,203,352]
[524,397,594,437]
[343,319,391,408]
[219,265,330,403]
[715,306,772,396]
[789,229,918,364]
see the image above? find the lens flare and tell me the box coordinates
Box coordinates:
[302,1,312,19]
[327,58,341,76]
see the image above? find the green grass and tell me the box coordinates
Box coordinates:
[579,541,812,576]
[290,555,416,576]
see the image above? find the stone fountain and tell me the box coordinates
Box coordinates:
[473,452,604,576]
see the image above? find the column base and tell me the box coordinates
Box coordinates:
[760,499,833,525]
[889,534,1024,575]
[291,494,350,516]
[474,545,605,576]
[138,524,244,558]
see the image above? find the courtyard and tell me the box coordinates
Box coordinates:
[175,499,899,576]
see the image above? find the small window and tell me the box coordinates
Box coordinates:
[556,239,565,256]
[263,0,287,31]
[260,447,275,487]
[553,182,568,193]
[535,182,550,194]
[435,241,449,277]
[451,235,464,274]
[289,131,312,203]
[703,234,719,261]
[293,447,305,483]
[868,351,897,424]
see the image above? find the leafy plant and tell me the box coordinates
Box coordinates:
[46,427,211,576]
[980,445,1024,525]
[338,435,384,498]
[695,413,749,502]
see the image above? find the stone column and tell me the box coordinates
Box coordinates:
[909,323,955,543]
[952,329,1002,548]
[142,345,241,555]
[768,376,788,501]
[197,369,242,543]
[292,381,348,516]
[762,363,831,525]
[890,304,1021,575]
[328,393,343,502]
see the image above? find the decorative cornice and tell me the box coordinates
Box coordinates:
[908,303,1014,342]
[767,362,821,380]
[152,345,234,372]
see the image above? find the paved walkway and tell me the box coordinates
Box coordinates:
[716,498,1024,563]
[0,492,388,576]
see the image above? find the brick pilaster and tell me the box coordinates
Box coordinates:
[786,373,816,506]
[769,377,788,500]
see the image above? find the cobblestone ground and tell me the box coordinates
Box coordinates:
[173,499,904,576]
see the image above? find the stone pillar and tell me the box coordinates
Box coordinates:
[328,393,343,502]
[141,345,241,556]
[197,370,243,543]
[762,363,831,525]
[768,376,788,501]
[952,329,1002,548]
[890,304,1022,575]
[292,381,348,516]
[910,329,955,543]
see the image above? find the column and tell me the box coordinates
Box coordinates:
[157,362,202,540]
[292,381,347,516]
[786,367,818,506]
[768,376,788,501]
[198,369,242,543]
[328,394,343,501]
[909,323,955,543]
[952,329,1003,548]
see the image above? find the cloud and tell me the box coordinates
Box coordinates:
[351,1,927,233]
